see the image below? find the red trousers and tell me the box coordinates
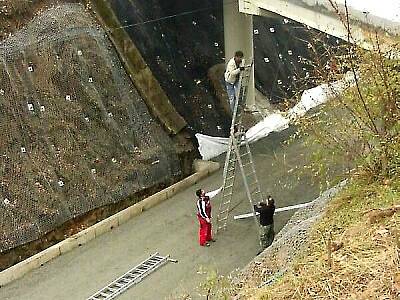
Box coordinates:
[197,215,212,246]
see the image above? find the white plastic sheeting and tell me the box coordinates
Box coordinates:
[287,71,356,119]
[196,72,356,160]
[245,113,290,143]
[196,113,289,160]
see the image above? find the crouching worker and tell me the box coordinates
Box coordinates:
[195,188,220,247]
[254,196,276,250]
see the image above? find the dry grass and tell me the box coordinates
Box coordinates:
[248,178,400,299]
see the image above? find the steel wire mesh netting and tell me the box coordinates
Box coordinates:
[237,182,347,288]
[0,4,181,252]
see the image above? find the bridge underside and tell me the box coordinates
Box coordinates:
[241,0,399,45]
[224,0,399,107]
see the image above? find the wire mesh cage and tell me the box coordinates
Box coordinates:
[0,4,181,253]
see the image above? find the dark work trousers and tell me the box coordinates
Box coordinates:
[259,223,275,249]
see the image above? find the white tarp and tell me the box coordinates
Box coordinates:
[196,72,356,160]
[245,113,289,143]
[287,71,356,119]
[195,113,289,160]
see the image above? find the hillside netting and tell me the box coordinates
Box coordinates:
[0,3,182,253]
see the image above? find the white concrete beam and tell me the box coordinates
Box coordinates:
[240,0,399,49]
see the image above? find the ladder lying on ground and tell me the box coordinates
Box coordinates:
[87,252,177,300]
[215,62,264,238]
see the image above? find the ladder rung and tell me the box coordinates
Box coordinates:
[138,265,150,269]
[241,158,253,164]
[241,163,253,168]
[142,262,152,267]
[250,190,261,195]
[136,268,148,273]
[99,292,110,297]
[146,257,158,261]
[129,271,144,276]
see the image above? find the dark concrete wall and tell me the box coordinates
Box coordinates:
[91,0,187,135]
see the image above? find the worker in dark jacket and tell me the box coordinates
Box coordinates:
[254,196,275,249]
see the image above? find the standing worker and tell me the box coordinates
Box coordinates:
[224,50,245,112]
[254,195,276,251]
[195,188,221,247]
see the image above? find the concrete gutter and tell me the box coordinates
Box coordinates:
[0,160,219,287]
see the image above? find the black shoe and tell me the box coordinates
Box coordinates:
[202,243,211,247]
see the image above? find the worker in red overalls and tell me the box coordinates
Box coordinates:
[195,188,220,247]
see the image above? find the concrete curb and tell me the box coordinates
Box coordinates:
[0,160,219,287]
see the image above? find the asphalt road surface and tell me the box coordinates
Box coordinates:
[1,128,326,299]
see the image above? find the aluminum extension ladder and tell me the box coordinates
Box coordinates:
[86,252,176,300]
[215,62,263,238]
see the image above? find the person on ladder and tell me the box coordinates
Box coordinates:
[195,188,220,247]
[224,50,245,113]
[254,195,276,252]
